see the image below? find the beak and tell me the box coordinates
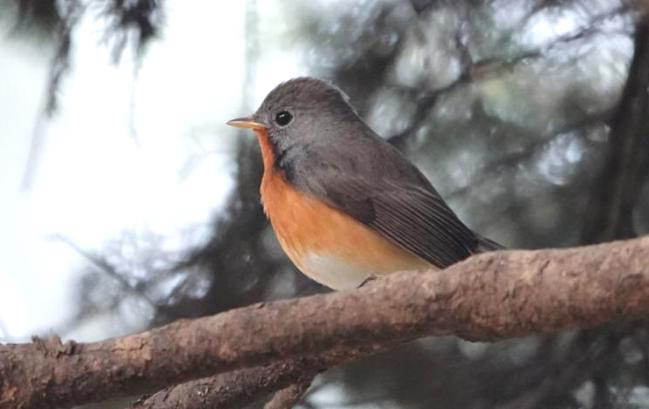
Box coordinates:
[226,116,268,130]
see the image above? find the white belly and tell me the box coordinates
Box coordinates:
[299,252,379,290]
[297,251,425,291]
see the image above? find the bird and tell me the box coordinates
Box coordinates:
[227,77,502,290]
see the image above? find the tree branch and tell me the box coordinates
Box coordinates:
[127,345,385,409]
[3,236,649,409]
[263,380,313,409]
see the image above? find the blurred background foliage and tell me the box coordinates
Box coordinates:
[2,0,649,408]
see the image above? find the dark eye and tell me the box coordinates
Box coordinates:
[274,111,293,126]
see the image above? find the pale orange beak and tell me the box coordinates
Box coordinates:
[226,116,268,129]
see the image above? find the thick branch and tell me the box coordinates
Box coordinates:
[3,237,649,409]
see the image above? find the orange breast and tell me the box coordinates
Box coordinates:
[253,129,432,289]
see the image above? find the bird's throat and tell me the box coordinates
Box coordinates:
[253,128,278,175]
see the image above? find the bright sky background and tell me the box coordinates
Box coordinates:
[0,0,307,341]
[0,2,379,404]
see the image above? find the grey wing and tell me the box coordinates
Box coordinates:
[296,166,480,268]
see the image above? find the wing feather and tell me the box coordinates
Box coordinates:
[299,170,478,268]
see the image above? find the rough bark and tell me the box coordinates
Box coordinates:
[3,237,649,409]
[128,346,380,409]
[129,362,310,409]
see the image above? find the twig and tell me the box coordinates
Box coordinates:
[264,381,313,409]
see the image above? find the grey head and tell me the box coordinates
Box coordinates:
[251,77,369,159]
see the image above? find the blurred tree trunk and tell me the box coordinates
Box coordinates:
[582,15,649,243]
[576,14,649,409]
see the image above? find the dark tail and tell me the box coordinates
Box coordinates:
[474,234,505,253]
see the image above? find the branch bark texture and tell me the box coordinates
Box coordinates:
[129,346,381,409]
[2,236,649,409]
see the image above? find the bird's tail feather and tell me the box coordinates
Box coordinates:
[475,234,504,253]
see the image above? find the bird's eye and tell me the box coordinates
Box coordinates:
[274,111,293,126]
